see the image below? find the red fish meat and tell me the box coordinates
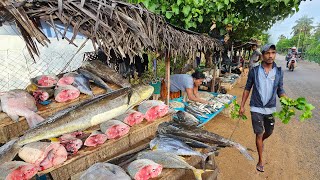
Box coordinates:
[54,85,80,102]
[37,75,57,87]
[59,133,83,155]
[57,76,75,86]
[0,161,38,180]
[84,130,108,147]
[138,100,169,122]
[18,142,68,171]
[127,159,162,180]
[116,110,144,126]
[100,120,130,139]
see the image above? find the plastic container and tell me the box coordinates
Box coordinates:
[149,80,161,95]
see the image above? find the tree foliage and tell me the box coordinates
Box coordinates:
[127,0,305,42]
[291,15,314,36]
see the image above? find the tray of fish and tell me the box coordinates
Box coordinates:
[170,92,236,126]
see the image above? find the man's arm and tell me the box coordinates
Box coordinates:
[239,69,254,115]
[193,86,199,98]
[277,70,286,98]
[186,88,209,104]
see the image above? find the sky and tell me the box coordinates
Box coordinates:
[268,0,320,44]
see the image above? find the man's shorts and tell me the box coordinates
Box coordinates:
[250,112,275,135]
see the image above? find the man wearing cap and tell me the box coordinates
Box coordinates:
[286,47,298,67]
[239,43,286,172]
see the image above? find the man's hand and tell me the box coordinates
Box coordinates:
[239,106,245,116]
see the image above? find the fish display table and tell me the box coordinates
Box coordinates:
[170,93,236,127]
[0,85,116,143]
[37,115,171,180]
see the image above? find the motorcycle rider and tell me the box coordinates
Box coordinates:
[286,47,298,68]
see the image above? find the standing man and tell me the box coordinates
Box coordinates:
[239,43,286,172]
[249,44,262,69]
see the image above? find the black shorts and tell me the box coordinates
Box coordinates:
[250,112,275,135]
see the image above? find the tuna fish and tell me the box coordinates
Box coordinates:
[54,85,80,102]
[158,122,254,161]
[59,133,83,155]
[100,120,130,139]
[174,111,199,127]
[138,151,206,180]
[159,134,218,150]
[84,130,108,147]
[0,161,38,180]
[150,136,212,167]
[33,89,54,102]
[0,89,44,128]
[138,100,169,122]
[59,72,93,96]
[81,60,131,88]
[78,69,113,92]
[37,75,57,87]
[127,159,162,180]
[0,85,154,164]
[116,110,144,126]
[80,162,131,180]
[18,142,68,171]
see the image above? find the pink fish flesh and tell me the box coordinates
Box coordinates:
[127,159,162,180]
[138,100,169,122]
[84,131,108,147]
[37,76,57,87]
[100,120,130,139]
[18,142,68,171]
[116,110,145,126]
[54,85,80,102]
[0,161,38,180]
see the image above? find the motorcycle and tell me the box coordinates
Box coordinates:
[288,57,297,71]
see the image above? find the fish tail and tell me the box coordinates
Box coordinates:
[0,138,20,164]
[192,168,204,180]
[233,142,254,161]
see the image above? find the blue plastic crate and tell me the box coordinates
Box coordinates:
[169,92,236,127]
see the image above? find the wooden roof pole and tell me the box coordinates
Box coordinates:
[165,52,170,105]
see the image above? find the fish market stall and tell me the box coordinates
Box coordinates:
[38,115,171,180]
[219,73,241,90]
[170,92,236,126]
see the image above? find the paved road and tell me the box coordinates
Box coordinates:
[275,55,320,179]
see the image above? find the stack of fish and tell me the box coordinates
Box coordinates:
[0,84,155,179]
[185,102,215,118]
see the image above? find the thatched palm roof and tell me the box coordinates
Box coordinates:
[0,0,223,60]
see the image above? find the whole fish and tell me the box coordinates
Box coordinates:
[82,60,131,88]
[157,122,254,161]
[78,68,113,92]
[138,151,206,180]
[157,134,218,151]
[80,162,131,180]
[185,106,208,119]
[174,111,199,127]
[0,89,44,128]
[0,85,154,164]
[149,136,213,167]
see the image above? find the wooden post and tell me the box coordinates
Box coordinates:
[165,52,170,105]
[210,63,216,92]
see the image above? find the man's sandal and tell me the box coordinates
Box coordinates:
[256,164,264,172]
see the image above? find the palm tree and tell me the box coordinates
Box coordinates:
[278,34,286,40]
[292,15,314,36]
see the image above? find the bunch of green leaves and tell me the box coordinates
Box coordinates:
[273,97,315,124]
[227,100,247,120]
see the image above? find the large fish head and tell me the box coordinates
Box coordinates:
[129,85,154,107]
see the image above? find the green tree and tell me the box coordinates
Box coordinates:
[127,0,304,42]
[292,15,314,36]
[279,34,287,40]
